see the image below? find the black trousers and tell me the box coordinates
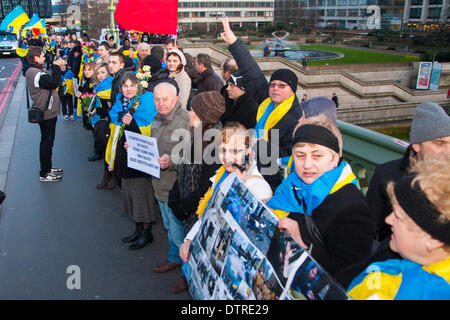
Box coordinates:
[38,116,57,177]
[60,94,74,116]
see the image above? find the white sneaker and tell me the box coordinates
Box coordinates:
[40,173,62,182]
[69,115,75,121]
[51,167,63,175]
[64,115,69,120]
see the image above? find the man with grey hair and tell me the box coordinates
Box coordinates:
[151,81,190,274]
[366,101,450,242]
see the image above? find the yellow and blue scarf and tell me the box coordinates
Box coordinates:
[105,91,157,171]
[254,94,296,141]
[267,161,358,218]
[196,166,229,219]
[78,52,101,81]
[89,76,112,127]
[347,257,450,300]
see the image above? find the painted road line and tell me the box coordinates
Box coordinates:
[0,61,21,114]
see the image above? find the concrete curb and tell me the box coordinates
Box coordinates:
[0,76,25,191]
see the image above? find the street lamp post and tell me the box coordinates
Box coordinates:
[108,0,120,47]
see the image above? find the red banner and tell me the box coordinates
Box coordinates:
[115,0,178,35]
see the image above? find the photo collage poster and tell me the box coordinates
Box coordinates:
[188,174,350,300]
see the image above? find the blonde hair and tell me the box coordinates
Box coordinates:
[93,62,110,86]
[410,153,450,223]
[293,114,343,157]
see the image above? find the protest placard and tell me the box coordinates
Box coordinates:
[187,174,349,300]
[124,130,160,178]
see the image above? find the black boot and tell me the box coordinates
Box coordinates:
[96,169,111,189]
[122,222,143,243]
[129,228,154,250]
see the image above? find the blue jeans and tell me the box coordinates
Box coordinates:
[158,200,184,264]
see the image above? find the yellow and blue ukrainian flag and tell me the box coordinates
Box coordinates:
[347,257,450,300]
[16,42,28,57]
[105,91,157,170]
[21,14,46,37]
[59,70,75,96]
[0,5,30,35]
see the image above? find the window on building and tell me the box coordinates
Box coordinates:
[337,0,347,6]
[429,0,442,4]
[327,0,336,5]
[428,7,441,18]
[318,0,326,5]
[409,8,422,19]
[327,9,336,16]
[337,9,346,16]
[348,9,359,16]
[348,0,359,5]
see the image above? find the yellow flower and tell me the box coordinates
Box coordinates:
[144,72,152,78]
[141,81,149,88]
[142,65,151,72]
[136,72,145,80]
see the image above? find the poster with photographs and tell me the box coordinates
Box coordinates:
[188,174,349,300]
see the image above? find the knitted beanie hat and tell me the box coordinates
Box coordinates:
[410,102,450,144]
[270,69,298,93]
[168,49,187,66]
[227,71,247,92]
[394,174,450,245]
[142,54,162,73]
[301,96,337,122]
[190,91,225,125]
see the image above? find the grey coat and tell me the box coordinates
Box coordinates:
[151,100,190,202]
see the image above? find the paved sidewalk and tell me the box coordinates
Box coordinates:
[0,76,189,299]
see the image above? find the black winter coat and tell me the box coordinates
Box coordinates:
[195,67,223,93]
[219,90,258,129]
[288,183,376,281]
[227,38,303,191]
[365,145,412,241]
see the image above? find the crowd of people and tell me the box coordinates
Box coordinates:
[20,18,450,300]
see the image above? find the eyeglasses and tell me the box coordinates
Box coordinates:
[269,82,288,89]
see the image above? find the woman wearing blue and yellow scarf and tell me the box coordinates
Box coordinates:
[106,72,158,250]
[89,63,113,187]
[347,154,450,300]
[267,114,376,278]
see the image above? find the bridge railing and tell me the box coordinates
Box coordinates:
[337,120,408,194]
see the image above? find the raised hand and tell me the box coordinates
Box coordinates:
[220,17,237,45]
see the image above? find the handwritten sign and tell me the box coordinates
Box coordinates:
[125,130,160,178]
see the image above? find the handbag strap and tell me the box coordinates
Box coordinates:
[26,85,52,112]
[292,186,326,249]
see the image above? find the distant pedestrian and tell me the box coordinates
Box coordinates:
[301,55,308,68]
[332,93,339,108]
[0,191,5,205]
[302,94,307,102]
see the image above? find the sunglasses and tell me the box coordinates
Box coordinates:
[269,82,289,89]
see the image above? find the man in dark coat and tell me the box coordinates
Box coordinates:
[194,53,223,93]
[220,18,303,191]
[220,71,258,129]
[366,101,450,242]
[108,51,125,106]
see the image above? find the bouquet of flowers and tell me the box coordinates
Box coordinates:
[114,65,151,144]
[79,93,95,112]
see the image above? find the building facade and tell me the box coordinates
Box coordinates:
[403,0,449,29]
[0,0,52,21]
[177,0,274,32]
[274,0,449,30]
[275,0,405,30]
